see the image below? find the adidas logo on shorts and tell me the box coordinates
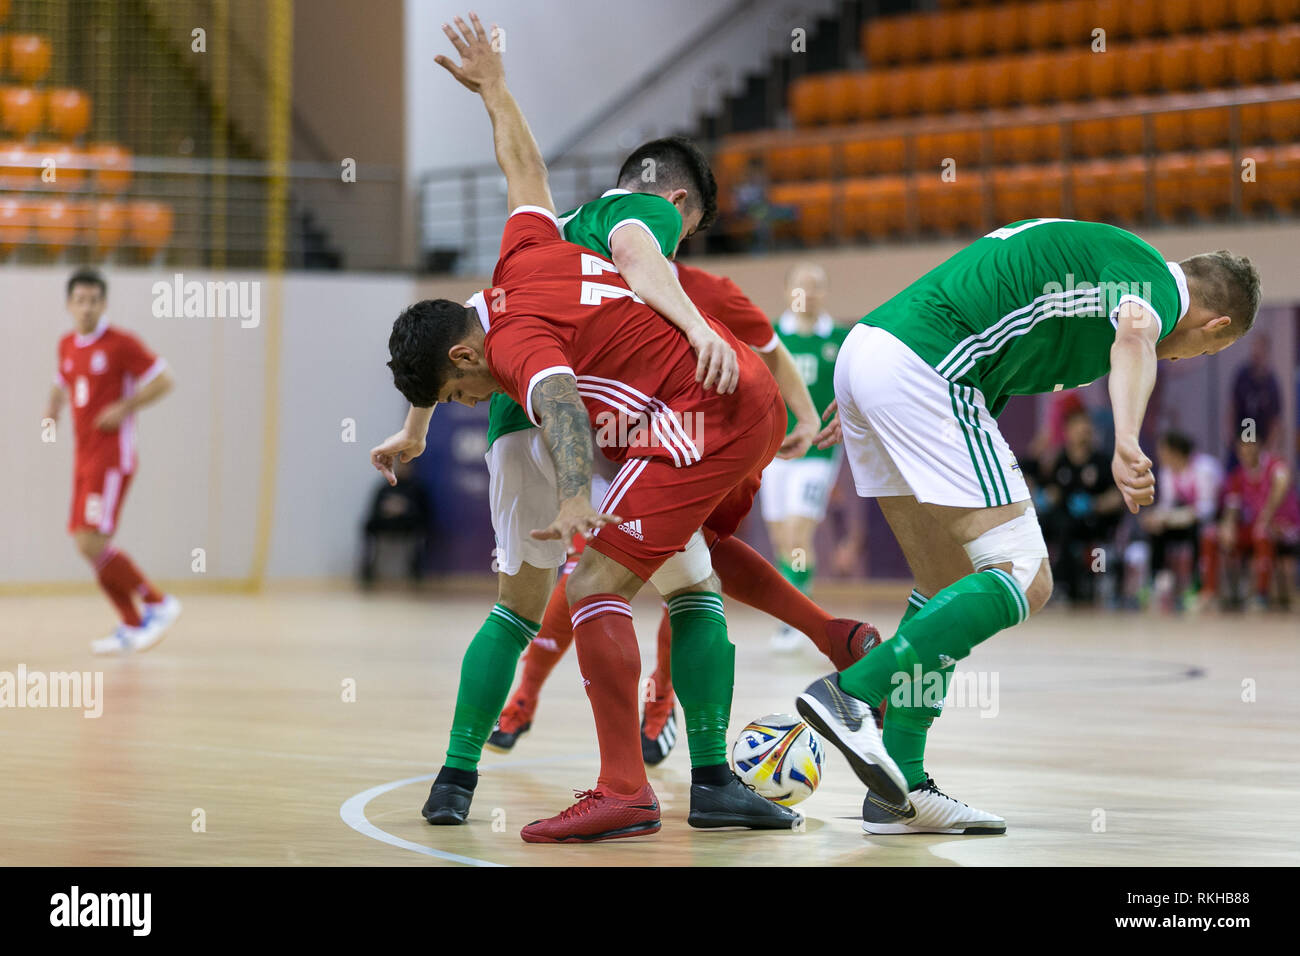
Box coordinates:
[619,519,644,540]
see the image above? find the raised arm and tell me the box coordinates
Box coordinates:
[527,374,621,540]
[608,225,738,393]
[1108,302,1160,513]
[436,13,553,214]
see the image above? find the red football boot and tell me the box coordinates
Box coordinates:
[520,784,661,844]
[824,619,886,727]
[485,690,536,754]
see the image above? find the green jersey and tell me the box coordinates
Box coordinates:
[775,311,849,460]
[484,190,683,447]
[861,219,1189,417]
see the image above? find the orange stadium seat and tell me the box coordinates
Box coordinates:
[954,8,998,59]
[914,129,983,170]
[1152,111,1190,151]
[1112,42,1159,96]
[46,89,90,140]
[0,139,33,188]
[992,122,1063,163]
[767,142,832,181]
[768,181,832,244]
[713,147,752,189]
[1154,151,1233,218]
[1,86,44,137]
[992,164,1067,223]
[1266,26,1300,82]
[1022,3,1056,50]
[34,199,80,253]
[1195,34,1234,89]
[130,201,173,256]
[1071,156,1148,222]
[789,76,826,126]
[8,35,51,84]
[842,175,908,238]
[1185,106,1232,148]
[1126,2,1162,38]
[1155,37,1197,91]
[0,34,6,77]
[1267,0,1300,23]
[0,195,28,253]
[88,143,132,193]
[1071,114,1145,158]
[1230,30,1272,85]
[1156,0,1199,35]
[1194,0,1236,30]
[988,9,1024,53]
[1053,1,1094,48]
[89,200,127,253]
[1014,52,1059,104]
[914,63,956,115]
[37,141,84,189]
[915,171,985,233]
[1091,0,1130,39]
[1082,49,1124,99]
[924,12,961,61]
[948,63,984,112]
[820,74,857,125]
[842,136,907,176]
[1230,0,1271,27]
[1247,99,1300,142]
[1264,143,1300,212]
[981,57,1018,109]
[881,67,921,117]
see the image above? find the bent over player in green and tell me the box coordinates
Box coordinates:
[799,218,1260,834]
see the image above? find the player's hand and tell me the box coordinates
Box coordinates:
[531,496,621,541]
[778,420,818,460]
[1112,438,1155,514]
[369,430,426,486]
[688,326,739,394]
[813,399,842,450]
[93,402,128,431]
[435,13,504,94]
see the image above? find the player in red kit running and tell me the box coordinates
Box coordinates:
[43,269,181,654]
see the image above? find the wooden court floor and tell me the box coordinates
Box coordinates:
[2,583,1298,867]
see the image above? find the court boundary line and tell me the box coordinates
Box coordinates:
[339,754,594,867]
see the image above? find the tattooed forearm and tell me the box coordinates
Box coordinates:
[533,374,592,501]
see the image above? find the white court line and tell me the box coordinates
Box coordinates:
[339,754,594,867]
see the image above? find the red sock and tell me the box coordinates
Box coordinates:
[1201,530,1221,595]
[519,572,577,698]
[646,603,673,701]
[101,547,163,604]
[570,593,645,795]
[94,548,143,627]
[710,534,834,652]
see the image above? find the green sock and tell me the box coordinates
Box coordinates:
[883,589,952,788]
[444,604,539,772]
[840,569,1026,707]
[667,591,734,768]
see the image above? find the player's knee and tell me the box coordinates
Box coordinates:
[963,506,1050,617]
[74,533,107,562]
[1025,559,1053,615]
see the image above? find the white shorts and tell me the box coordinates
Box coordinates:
[834,324,1029,508]
[487,429,711,589]
[759,456,840,522]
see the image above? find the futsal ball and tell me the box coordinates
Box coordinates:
[731,714,825,806]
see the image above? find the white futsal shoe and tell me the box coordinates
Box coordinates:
[91,620,164,655]
[862,776,1006,835]
[142,594,182,635]
[769,624,802,652]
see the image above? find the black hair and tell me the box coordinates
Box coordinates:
[67,267,107,298]
[617,135,718,232]
[1159,431,1193,457]
[386,299,476,407]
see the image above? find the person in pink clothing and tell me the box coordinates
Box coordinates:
[1208,436,1300,609]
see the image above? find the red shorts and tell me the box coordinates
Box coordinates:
[68,463,133,535]
[589,392,785,581]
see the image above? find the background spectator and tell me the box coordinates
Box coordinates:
[1141,431,1224,610]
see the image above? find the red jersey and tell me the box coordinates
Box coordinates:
[1224,453,1300,530]
[481,207,779,467]
[56,318,164,475]
[673,261,779,354]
